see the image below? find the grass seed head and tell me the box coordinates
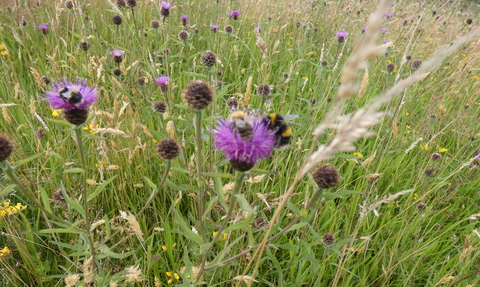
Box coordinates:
[0,134,14,162]
[157,138,181,160]
[312,164,340,189]
[182,80,214,110]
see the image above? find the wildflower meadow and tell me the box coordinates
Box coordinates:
[1,0,480,286]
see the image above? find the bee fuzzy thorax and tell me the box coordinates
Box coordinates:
[58,87,84,106]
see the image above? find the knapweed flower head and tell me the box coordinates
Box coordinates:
[109,49,125,57]
[180,15,188,25]
[39,24,50,34]
[228,10,240,20]
[380,27,388,33]
[156,75,170,87]
[42,78,99,111]
[213,113,275,171]
[161,1,172,9]
[362,26,367,33]
[385,13,393,19]
[336,30,348,43]
[210,24,219,33]
[0,134,14,162]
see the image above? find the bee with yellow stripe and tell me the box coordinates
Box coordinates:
[229,111,254,141]
[264,113,297,150]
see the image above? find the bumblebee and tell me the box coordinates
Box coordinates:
[229,111,254,141]
[58,87,83,106]
[265,113,297,149]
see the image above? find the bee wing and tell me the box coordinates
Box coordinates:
[281,114,301,126]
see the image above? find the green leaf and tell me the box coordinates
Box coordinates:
[201,172,233,179]
[166,179,196,192]
[0,184,16,196]
[63,168,85,173]
[88,175,118,202]
[183,71,209,80]
[50,241,85,251]
[172,209,203,245]
[44,117,72,128]
[285,222,308,233]
[234,194,257,215]
[39,228,82,234]
[143,176,157,189]
[171,167,191,174]
[224,215,255,233]
[11,153,42,168]
[322,190,362,200]
[61,187,85,217]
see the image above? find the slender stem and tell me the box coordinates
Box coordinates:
[197,171,246,280]
[0,161,83,233]
[204,188,322,271]
[194,110,206,243]
[136,160,171,217]
[72,126,96,260]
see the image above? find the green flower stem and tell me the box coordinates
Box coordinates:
[72,125,97,259]
[197,171,246,280]
[204,187,322,272]
[194,110,206,243]
[136,160,171,216]
[0,160,83,233]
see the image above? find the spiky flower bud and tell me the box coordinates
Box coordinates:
[127,0,136,7]
[321,60,328,67]
[417,202,427,211]
[79,41,90,51]
[163,49,171,55]
[322,233,335,246]
[387,63,395,72]
[182,80,214,110]
[160,8,170,17]
[226,97,238,110]
[312,164,340,189]
[63,109,89,125]
[178,30,189,41]
[406,55,412,61]
[225,25,233,34]
[154,101,167,113]
[65,1,74,9]
[151,20,160,29]
[424,168,434,177]
[112,15,123,25]
[113,69,121,76]
[431,153,442,161]
[157,138,181,160]
[201,50,217,67]
[410,60,422,70]
[52,188,67,204]
[229,159,255,172]
[466,19,473,25]
[36,127,45,139]
[257,83,271,96]
[116,0,126,7]
[0,134,14,162]
[137,78,145,86]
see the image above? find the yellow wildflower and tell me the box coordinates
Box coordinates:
[405,112,410,116]
[472,76,479,80]
[52,109,61,117]
[1,202,27,217]
[0,44,4,50]
[212,231,228,241]
[302,77,309,81]
[353,152,363,158]
[166,271,180,284]
[82,123,99,134]
[438,148,448,153]
[0,246,11,261]
[0,51,9,56]
[419,145,429,151]
[162,243,176,251]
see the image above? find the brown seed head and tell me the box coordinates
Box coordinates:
[0,134,14,162]
[157,138,181,160]
[127,0,136,7]
[79,41,90,51]
[201,50,217,66]
[417,202,427,211]
[322,233,335,246]
[257,83,271,96]
[410,60,422,70]
[160,8,170,17]
[137,78,145,86]
[466,19,473,25]
[182,80,214,110]
[151,20,160,29]
[387,63,395,72]
[116,0,126,7]
[154,101,167,113]
[321,60,328,67]
[178,30,189,41]
[431,153,442,161]
[225,25,233,34]
[65,1,74,9]
[312,164,340,189]
[63,108,89,125]
[112,15,123,25]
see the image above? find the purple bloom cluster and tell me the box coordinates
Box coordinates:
[380,27,388,33]
[213,115,275,166]
[109,49,125,57]
[385,13,393,19]
[42,78,99,111]
[161,1,172,9]
[180,15,188,21]
[228,10,240,19]
[39,24,50,30]
[155,75,170,86]
[210,24,219,32]
[336,30,348,38]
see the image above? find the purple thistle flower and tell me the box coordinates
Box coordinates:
[380,27,388,33]
[42,78,99,111]
[436,14,442,19]
[161,1,172,9]
[210,24,219,33]
[109,49,125,57]
[228,10,240,20]
[385,13,393,19]
[255,25,262,33]
[383,40,391,44]
[180,15,188,21]
[39,24,50,35]
[362,26,367,33]
[336,30,348,43]
[155,75,170,86]
[213,116,275,169]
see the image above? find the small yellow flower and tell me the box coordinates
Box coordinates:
[0,51,9,56]
[165,272,173,277]
[82,123,99,134]
[161,245,168,251]
[212,231,228,241]
[0,44,4,50]
[0,246,11,255]
[52,109,61,117]
[419,144,429,151]
[438,148,448,153]
[167,279,173,284]
[472,76,479,80]
[353,152,363,158]
[413,193,418,200]
[174,273,180,280]
[302,77,309,81]
[405,112,410,116]
[295,72,299,75]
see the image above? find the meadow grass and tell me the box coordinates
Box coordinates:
[1,0,480,286]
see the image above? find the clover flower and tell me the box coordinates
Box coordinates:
[42,78,99,111]
[212,115,275,171]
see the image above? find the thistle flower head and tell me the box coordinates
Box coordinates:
[39,24,50,34]
[0,134,14,162]
[155,75,170,86]
[380,27,388,33]
[228,10,240,19]
[109,49,125,57]
[161,1,172,9]
[180,15,188,21]
[312,164,340,189]
[182,80,214,110]
[157,138,181,160]
[210,24,219,32]
[212,115,275,171]
[42,78,99,111]
[336,30,348,38]
[385,13,393,19]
